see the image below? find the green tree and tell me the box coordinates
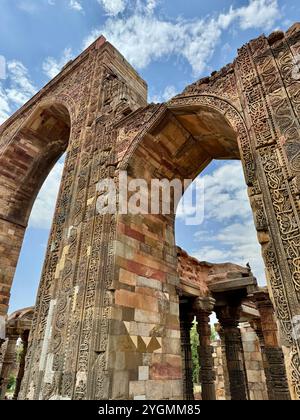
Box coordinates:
[211,325,218,341]
[7,374,16,392]
[190,320,217,386]
[190,319,200,384]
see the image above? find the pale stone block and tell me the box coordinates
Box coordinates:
[135,309,160,324]
[129,380,146,396]
[242,332,257,342]
[0,315,5,339]
[146,380,164,399]
[39,299,56,372]
[171,380,183,397]
[137,276,162,290]
[128,321,156,336]
[115,240,134,259]
[166,329,180,339]
[115,352,126,370]
[134,395,146,400]
[54,245,70,279]
[242,342,256,352]
[169,301,179,316]
[247,370,263,383]
[111,371,129,400]
[44,353,54,384]
[139,366,149,381]
[162,337,181,355]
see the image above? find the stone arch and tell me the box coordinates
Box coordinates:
[6,24,300,400]
[109,93,262,400]
[115,91,300,400]
[0,99,71,320]
[121,94,253,181]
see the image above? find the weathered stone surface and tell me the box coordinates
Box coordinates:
[0,22,300,400]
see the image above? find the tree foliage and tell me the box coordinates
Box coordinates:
[190,319,200,384]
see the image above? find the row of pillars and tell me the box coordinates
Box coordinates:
[0,330,29,400]
[180,293,291,400]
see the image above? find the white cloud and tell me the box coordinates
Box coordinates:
[220,0,279,30]
[202,163,251,222]
[0,60,37,124]
[178,161,266,285]
[97,0,127,15]
[176,162,251,223]
[194,221,266,286]
[29,160,65,229]
[6,61,37,106]
[84,0,280,75]
[0,85,11,123]
[150,85,178,103]
[69,0,83,12]
[42,48,74,79]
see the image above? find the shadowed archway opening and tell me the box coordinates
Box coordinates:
[0,102,71,319]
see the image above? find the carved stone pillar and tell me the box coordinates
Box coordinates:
[216,304,248,400]
[0,333,18,399]
[194,297,216,400]
[179,302,194,400]
[0,338,5,359]
[13,330,29,400]
[252,290,291,400]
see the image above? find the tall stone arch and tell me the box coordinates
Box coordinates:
[0,23,300,400]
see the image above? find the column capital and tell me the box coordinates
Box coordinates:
[251,288,273,310]
[193,297,215,315]
[216,304,241,328]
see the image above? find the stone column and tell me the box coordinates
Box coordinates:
[216,304,248,400]
[179,302,194,400]
[0,333,18,399]
[13,330,29,400]
[194,297,216,400]
[252,290,291,400]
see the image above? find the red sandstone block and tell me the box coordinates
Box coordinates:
[150,363,182,380]
[130,261,166,282]
[115,289,159,313]
[117,256,166,282]
[133,252,167,272]
[118,222,145,243]
[119,268,136,286]
[124,225,145,243]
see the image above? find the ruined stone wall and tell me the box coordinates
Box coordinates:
[240,323,268,400]
[212,340,227,400]
[213,324,268,400]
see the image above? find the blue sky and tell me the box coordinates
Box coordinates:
[0,0,298,313]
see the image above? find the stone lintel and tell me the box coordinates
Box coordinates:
[208,276,257,293]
